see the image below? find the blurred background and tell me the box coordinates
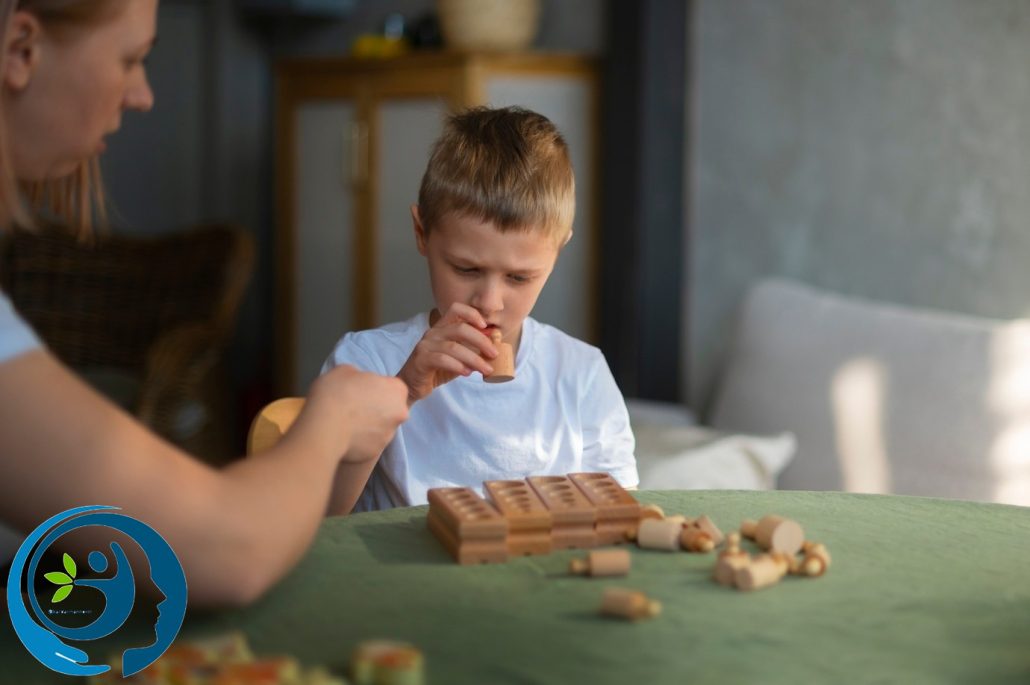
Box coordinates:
[89,0,1030,470]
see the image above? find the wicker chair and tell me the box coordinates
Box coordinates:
[0,224,255,462]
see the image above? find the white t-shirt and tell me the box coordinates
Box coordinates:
[0,290,40,566]
[323,313,638,511]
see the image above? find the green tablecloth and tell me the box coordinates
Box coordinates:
[3,490,1030,683]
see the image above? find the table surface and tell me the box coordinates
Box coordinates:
[3,490,1030,684]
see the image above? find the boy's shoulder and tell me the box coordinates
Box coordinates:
[525,317,604,367]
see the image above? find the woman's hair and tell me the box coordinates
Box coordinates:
[418,106,575,246]
[0,0,123,236]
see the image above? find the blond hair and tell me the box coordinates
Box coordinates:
[418,106,575,245]
[0,0,122,236]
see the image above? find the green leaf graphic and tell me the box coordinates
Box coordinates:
[44,572,72,586]
[62,553,77,579]
[51,585,72,604]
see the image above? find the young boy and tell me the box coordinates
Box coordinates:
[323,106,638,513]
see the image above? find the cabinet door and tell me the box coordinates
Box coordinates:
[292,100,357,392]
[374,98,449,326]
[486,76,596,343]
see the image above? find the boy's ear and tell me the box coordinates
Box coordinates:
[3,12,43,92]
[412,204,429,256]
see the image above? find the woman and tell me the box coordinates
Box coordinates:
[0,0,409,607]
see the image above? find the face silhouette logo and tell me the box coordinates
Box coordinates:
[6,506,188,677]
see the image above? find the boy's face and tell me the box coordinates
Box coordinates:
[413,206,563,346]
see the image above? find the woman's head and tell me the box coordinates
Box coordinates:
[0,0,157,233]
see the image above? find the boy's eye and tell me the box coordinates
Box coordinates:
[508,274,530,284]
[455,266,479,276]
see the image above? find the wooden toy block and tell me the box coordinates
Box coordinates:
[798,541,831,577]
[569,549,631,577]
[740,515,804,555]
[527,475,598,549]
[426,487,508,564]
[483,328,515,383]
[636,519,682,551]
[734,553,789,591]
[640,504,665,521]
[693,515,725,546]
[568,472,641,544]
[600,588,661,621]
[484,479,553,556]
[351,640,424,685]
[713,532,749,586]
[664,515,688,527]
[680,526,714,553]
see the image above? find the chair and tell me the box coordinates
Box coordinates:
[0,223,254,462]
[247,397,305,455]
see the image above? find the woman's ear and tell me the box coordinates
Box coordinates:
[412,204,429,256]
[3,11,43,92]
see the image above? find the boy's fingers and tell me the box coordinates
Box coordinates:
[439,302,488,330]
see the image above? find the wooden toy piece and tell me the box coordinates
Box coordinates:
[569,549,632,577]
[734,553,790,591]
[527,475,598,549]
[740,515,805,555]
[599,588,662,621]
[693,515,725,546]
[713,532,749,586]
[351,640,424,685]
[484,479,553,556]
[569,472,642,544]
[664,515,688,527]
[798,541,832,577]
[640,504,665,521]
[246,397,304,455]
[636,519,682,551]
[483,328,515,383]
[426,487,508,564]
[679,526,714,553]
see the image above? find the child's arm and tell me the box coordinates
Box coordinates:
[396,303,498,406]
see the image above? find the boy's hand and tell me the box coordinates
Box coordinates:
[397,303,498,405]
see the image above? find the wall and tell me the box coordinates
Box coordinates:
[689,0,1030,412]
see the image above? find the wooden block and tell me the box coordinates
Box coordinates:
[569,549,631,577]
[484,328,514,383]
[713,553,750,587]
[527,475,598,549]
[680,526,714,553]
[426,487,508,564]
[734,553,789,591]
[484,479,553,556]
[693,515,724,546]
[599,588,661,621]
[636,519,681,551]
[351,640,424,685]
[568,472,641,544]
[740,515,804,555]
[799,541,831,577]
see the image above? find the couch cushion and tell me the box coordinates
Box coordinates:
[708,278,1030,505]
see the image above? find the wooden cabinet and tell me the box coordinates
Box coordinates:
[275,52,598,394]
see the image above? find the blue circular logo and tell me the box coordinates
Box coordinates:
[6,505,188,677]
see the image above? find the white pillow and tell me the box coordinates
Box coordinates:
[627,400,796,490]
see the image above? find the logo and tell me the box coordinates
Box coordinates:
[6,506,188,677]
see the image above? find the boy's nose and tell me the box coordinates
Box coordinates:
[472,280,504,315]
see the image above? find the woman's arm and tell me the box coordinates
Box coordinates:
[0,350,407,608]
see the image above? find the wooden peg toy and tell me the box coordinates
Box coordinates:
[599,588,662,621]
[798,541,831,577]
[351,640,424,685]
[733,553,789,592]
[569,549,632,577]
[635,519,682,551]
[483,328,515,383]
[527,475,598,549]
[740,515,805,555]
[426,487,509,564]
[713,532,749,586]
[484,479,553,556]
[692,515,725,546]
[680,526,714,553]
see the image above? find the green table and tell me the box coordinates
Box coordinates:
[3,490,1030,684]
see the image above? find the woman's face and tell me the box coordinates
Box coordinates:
[2,0,158,180]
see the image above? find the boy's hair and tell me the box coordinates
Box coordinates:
[417,106,575,245]
[0,0,121,237]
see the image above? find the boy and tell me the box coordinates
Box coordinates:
[323,106,638,512]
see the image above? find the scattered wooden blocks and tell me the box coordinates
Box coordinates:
[740,515,805,555]
[426,487,509,564]
[527,475,599,549]
[484,479,553,556]
[635,519,682,551]
[569,472,641,545]
[734,553,790,591]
